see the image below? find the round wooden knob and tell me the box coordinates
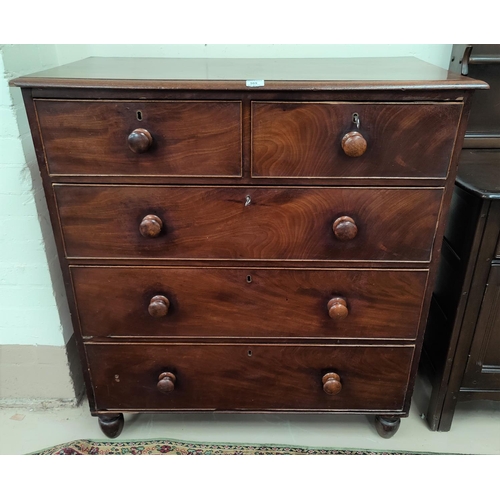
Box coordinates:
[341,131,367,157]
[157,372,176,393]
[328,297,348,319]
[140,214,163,238]
[128,128,153,153]
[148,295,170,317]
[322,372,342,395]
[332,216,358,241]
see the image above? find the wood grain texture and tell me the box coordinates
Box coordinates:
[35,100,242,177]
[55,185,443,262]
[252,102,462,179]
[70,266,427,340]
[85,343,414,411]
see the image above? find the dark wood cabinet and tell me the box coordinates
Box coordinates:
[11,56,485,438]
[465,263,500,388]
[421,45,500,431]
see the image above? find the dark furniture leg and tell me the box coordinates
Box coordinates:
[98,413,124,438]
[375,416,401,438]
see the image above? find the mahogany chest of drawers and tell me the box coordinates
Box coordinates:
[12,57,486,438]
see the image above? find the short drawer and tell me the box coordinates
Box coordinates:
[35,100,242,177]
[86,343,414,412]
[252,102,462,179]
[71,267,428,340]
[55,185,443,262]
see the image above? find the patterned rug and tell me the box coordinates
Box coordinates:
[31,438,425,455]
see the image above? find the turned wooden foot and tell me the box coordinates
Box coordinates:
[375,416,401,438]
[98,413,124,438]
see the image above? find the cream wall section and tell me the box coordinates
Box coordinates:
[0,44,84,403]
[0,45,73,347]
[57,44,453,68]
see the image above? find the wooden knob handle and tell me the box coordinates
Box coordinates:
[140,214,163,238]
[157,372,176,393]
[332,216,358,241]
[341,131,367,157]
[148,295,170,317]
[322,372,342,395]
[328,297,348,319]
[128,128,153,153]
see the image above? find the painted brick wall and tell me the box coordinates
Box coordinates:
[0,45,72,346]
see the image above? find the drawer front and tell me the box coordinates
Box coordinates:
[86,343,414,411]
[55,185,443,262]
[71,267,428,340]
[252,102,462,179]
[35,100,242,177]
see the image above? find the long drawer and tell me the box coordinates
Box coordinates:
[55,185,443,262]
[71,266,428,340]
[86,343,414,411]
[252,102,462,179]
[35,100,242,177]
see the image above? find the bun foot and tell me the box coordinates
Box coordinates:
[98,413,124,438]
[375,416,401,438]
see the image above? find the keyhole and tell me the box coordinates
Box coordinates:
[248,350,252,357]
[352,112,360,128]
[246,275,252,283]
[114,374,120,382]
[136,110,143,121]
[245,195,251,206]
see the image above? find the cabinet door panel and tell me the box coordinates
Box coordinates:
[462,264,500,390]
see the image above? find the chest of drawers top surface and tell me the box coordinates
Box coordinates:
[12,57,485,439]
[11,56,486,91]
